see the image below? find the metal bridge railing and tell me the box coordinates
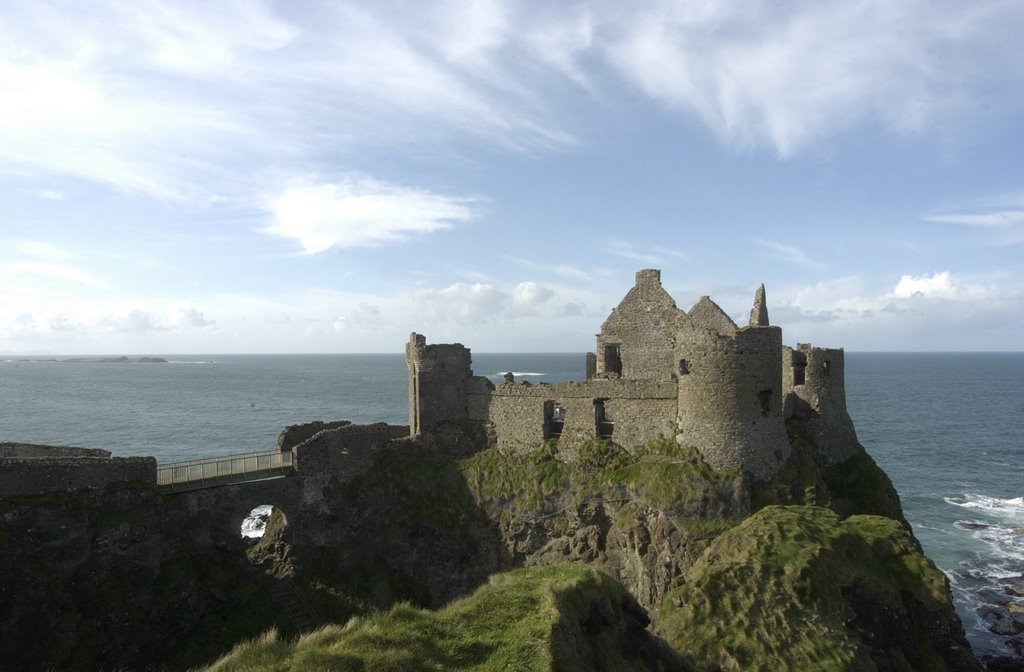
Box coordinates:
[157,449,294,491]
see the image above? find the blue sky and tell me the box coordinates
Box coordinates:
[2,0,1022,354]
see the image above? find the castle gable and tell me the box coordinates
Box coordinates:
[687,296,738,335]
[596,269,688,380]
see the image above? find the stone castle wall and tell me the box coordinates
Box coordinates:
[471,378,677,456]
[0,455,157,497]
[0,442,111,459]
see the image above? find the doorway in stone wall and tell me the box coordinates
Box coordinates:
[594,399,614,439]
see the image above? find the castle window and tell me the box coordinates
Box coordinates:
[823,360,831,376]
[758,390,772,416]
[594,399,614,439]
[678,358,689,375]
[604,344,622,375]
[543,400,565,440]
[792,352,806,386]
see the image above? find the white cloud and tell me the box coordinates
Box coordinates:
[264,178,478,253]
[414,282,510,323]
[768,271,1020,350]
[510,281,555,316]
[175,305,215,328]
[414,279,561,322]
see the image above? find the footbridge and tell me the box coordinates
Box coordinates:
[157,449,295,493]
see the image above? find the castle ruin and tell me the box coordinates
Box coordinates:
[407,269,860,481]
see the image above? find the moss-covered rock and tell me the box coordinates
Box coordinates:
[752,419,907,526]
[658,506,979,672]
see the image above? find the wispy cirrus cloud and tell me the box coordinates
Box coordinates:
[606,239,686,265]
[753,238,826,271]
[2,0,1019,205]
[602,1,1022,156]
[924,211,1024,228]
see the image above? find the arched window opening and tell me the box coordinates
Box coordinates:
[544,400,565,440]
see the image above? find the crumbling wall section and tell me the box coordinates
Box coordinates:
[294,423,410,485]
[0,456,157,497]
[481,379,677,457]
[276,420,353,452]
[783,344,861,465]
[676,325,790,481]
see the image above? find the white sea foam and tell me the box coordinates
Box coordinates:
[240,504,274,539]
[945,493,1024,520]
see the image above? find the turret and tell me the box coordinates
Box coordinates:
[675,286,790,481]
[406,333,473,436]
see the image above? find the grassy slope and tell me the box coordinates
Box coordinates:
[200,564,691,672]
[657,505,972,672]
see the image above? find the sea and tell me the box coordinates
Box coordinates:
[1,352,1021,660]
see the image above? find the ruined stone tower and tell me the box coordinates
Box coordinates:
[406,333,473,436]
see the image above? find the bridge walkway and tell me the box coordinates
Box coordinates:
[157,449,294,493]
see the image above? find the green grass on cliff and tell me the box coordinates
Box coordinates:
[658,505,968,672]
[460,437,744,527]
[752,419,906,525]
[198,564,691,672]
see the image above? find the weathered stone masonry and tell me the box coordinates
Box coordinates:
[407,269,859,482]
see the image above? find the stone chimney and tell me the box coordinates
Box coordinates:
[635,269,662,288]
[749,284,769,326]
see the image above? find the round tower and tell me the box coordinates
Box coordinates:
[674,289,790,481]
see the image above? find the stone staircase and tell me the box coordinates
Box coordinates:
[262,575,318,634]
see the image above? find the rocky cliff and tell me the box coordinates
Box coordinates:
[0,419,986,671]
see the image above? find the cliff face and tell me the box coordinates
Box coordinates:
[249,421,977,671]
[0,484,290,671]
[0,420,982,671]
